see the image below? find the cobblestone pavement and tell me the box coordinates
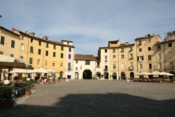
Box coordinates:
[1,80,175,117]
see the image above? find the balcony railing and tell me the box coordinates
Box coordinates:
[138,42,142,45]
[96,65,100,68]
[67,67,71,70]
[129,66,134,70]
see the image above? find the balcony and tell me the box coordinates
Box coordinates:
[138,42,142,45]
[104,68,108,71]
[96,65,100,68]
[120,50,124,52]
[129,57,133,60]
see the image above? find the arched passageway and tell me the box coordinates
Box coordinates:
[83,69,92,79]
[130,72,134,80]
[104,72,109,79]
[121,72,126,80]
[112,72,117,79]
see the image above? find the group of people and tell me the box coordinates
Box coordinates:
[39,76,57,85]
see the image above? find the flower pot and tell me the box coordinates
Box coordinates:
[25,91,31,96]
[0,101,15,109]
[30,87,35,90]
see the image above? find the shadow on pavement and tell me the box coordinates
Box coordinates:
[1,92,175,117]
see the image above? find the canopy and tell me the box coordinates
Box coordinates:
[159,72,174,76]
[0,55,33,69]
[46,69,55,73]
[33,68,48,73]
[136,72,152,75]
[10,69,34,73]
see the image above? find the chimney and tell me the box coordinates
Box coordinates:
[43,36,49,40]
[12,28,16,32]
[25,31,28,34]
[125,42,128,45]
[29,32,35,36]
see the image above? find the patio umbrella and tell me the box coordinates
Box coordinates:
[136,72,152,75]
[152,71,161,75]
[33,68,48,73]
[159,72,174,76]
[10,69,34,73]
[0,55,33,69]
[46,69,55,73]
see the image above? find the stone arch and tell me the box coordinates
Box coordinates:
[83,69,92,79]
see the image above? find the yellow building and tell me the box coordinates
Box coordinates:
[0,26,74,79]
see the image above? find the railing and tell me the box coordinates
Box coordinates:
[67,67,71,70]
[129,66,134,70]
[104,68,108,71]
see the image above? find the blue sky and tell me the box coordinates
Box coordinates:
[0,0,175,55]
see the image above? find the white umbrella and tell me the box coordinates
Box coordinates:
[136,72,152,75]
[10,69,34,73]
[33,68,48,73]
[0,55,33,69]
[159,72,174,76]
[46,69,55,73]
[152,71,161,75]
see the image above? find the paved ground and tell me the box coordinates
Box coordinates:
[1,80,175,117]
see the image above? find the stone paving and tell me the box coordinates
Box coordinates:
[1,80,175,117]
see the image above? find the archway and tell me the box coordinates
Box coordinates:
[75,72,79,79]
[83,69,92,79]
[130,72,134,80]
[59,71,63,78]
[121,72,126,80]
[104,72,108,79]
[169,71,175,79]
[112,72,117,79]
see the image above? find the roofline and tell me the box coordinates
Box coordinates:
[0,26,20,36]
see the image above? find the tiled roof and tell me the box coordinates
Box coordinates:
[74,54,97,61]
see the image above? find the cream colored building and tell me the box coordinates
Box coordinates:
[74,54,96,80]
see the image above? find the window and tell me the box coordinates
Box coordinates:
[113,55,116,60]
[46,43,49,48]
[53,52,56,57]
[130,47,132,51]
[39,40,41,46]
[76,60,78,63]
[105,49,107,53]
[31,38,33,43]
[53,44,56,49]
[121,54,124,59]
[0,51,3,55]
[69,54,71,59]
[0,36,5,45]
[21,44,24,51]
[168,43,172,47]
[169,52,172,58]
[52,62,55,66]
[69,48,71,52]
[60,62,63,67]
[113,49,116,53]
[76,67,78,70]
[85,60,90,65]
[148,47,151,51]
[148,38,151,42]
[61,53,63,58]
[30,46,33,53]
[139,48,142,52]
[170,62,174,69]
[139,64,142,69]
[45,51,48,56]
[61,46,64,50]
[138,40,142,44]
[38,49,41,55]
[20,56,23,59]
[22,35,24,40]
[157,45,161,50]
[80,66,82,69]
[45,61,47,66]
[137,56,144,61]
[149,64,152,69]
[105,56,107,59]
[158,54,161,59]
[37,59,40,65]
[68,62,71,68]
[105,65,108,69]
[148,55,151,60]
[130,62,133,66]
[10,54,14,57]
[158,63,162,69]
[29,58,33,64]
[11,40,15,48]
[129,54,133,59]
[113,63,116,69]
[121,48,124,52]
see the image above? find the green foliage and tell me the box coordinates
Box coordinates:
[22,77,27,82]
[158,78,163,81]
[0,85,14,102]
[58,77,62,80]
[25,80,34,92]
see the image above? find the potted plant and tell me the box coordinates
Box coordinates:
[58,77,62,83]
[158,78,163,83]
[25,80,32,95]
[172,77,175,83]
[0,84,15,108]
